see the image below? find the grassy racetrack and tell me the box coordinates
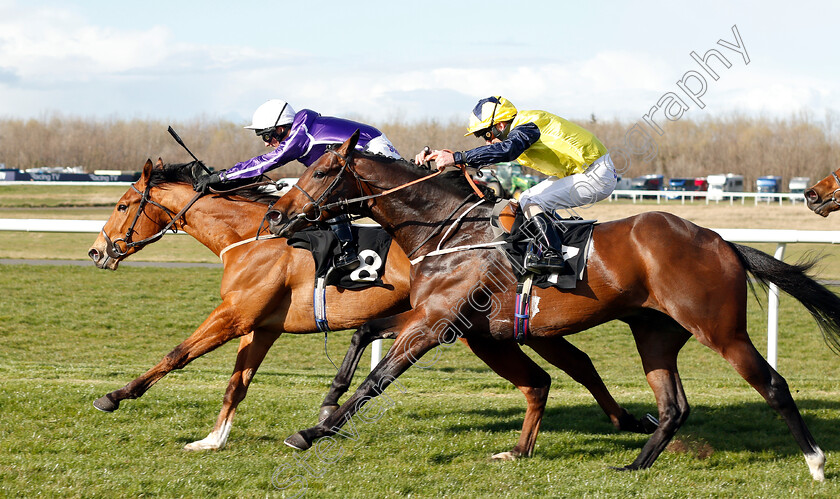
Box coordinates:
[3,188,840,496]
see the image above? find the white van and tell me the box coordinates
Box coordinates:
[788,177,810,203]
[788,177,810,194]
[707,173,744,201]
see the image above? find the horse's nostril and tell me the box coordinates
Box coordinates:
[805,190,818,203]
[88,248,100,261]
[267,210,283,222]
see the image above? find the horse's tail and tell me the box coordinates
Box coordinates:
[729,242,840,355]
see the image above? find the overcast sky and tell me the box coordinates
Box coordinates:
[1,0,838,126]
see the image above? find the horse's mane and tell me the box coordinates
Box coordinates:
[355,150,497,202]
[147,151,496,207]
[148,161,280,205]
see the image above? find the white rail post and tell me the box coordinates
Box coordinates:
[767,243,786,369]
[370,339,383,371]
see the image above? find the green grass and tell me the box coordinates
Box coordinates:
[0,206,218,263]
[2,264,840,497]
[0,185,128,207]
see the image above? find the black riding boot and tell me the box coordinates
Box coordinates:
[522,213,566,274]
[328,216,360,271]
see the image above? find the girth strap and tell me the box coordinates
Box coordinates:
[314,276,330,332]
[514,274,534,344]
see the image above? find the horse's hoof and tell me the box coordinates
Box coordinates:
[93,394,119,412]
[491,451,520,461]
[183,440,221,452]
[319,404,339,422]
[284,432,312,451]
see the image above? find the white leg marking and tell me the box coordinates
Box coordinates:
[805,447,826,481]
[183,420,233,451]
[491,451,519,461]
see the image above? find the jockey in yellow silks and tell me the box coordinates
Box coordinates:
[416,96,616,274]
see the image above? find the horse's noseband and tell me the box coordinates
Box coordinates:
[104,182,199,259]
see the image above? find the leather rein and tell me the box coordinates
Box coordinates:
[285,149,488,259]
[289,149,484,224]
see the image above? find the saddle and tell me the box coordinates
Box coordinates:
[285,226,392,290]
[490,199,596,290]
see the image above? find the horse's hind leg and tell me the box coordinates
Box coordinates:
[319,316,399,421]
[620,316,692,470]
[461,337,551,459]
[184,330,280,451]
[711,334,825,480]
[528,337,658,434]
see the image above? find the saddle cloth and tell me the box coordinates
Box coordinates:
[286,226,392,290]
[492,200,595,290]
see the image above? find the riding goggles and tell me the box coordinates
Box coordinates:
[474,128,494,141]
[257,127,278,143]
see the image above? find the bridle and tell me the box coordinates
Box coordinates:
[829,171,840,206]
[101,181,203,259]
[291,148,363,223]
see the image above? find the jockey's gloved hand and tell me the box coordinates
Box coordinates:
[194,171,224,193]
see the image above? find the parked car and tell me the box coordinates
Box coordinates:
[631,174,664,190]
[666,177,708,199]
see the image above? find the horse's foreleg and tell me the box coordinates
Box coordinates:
[620,318,691,471]
[284,311,439,451]
[461,337,550,459]
[184,330,280,451]
[527,336,658,434]
[93,303,250,412]
[319,316,400,421]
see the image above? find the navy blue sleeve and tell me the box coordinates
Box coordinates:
[461,122,540,167]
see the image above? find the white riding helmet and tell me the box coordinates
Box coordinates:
[244,99,297,130]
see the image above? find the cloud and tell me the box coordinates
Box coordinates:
[0,66,19,85]
[0,1,837,124]
[0,1,312,81]
[0,5,168,80]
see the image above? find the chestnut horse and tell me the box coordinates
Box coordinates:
[87,159,654,450]
[272,132,840,480]
[805,168,840,216]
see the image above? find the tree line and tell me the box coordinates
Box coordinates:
[1,111,838,188]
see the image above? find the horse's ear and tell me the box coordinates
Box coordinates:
[337,129,361,157]
[142,159,154,178]
[155,157,164,168]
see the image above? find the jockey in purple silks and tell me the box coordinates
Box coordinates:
[195,99,401,270]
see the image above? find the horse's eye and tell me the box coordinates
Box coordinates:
[118,204,128,212]
[313,171,327,179]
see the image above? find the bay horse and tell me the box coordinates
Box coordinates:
[272,131,840,480]
[87,159,655,450]
[805,168,840,216]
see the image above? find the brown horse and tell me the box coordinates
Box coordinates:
[272,132,840,480]
[805,168,840,216]
[87,159,654,450]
